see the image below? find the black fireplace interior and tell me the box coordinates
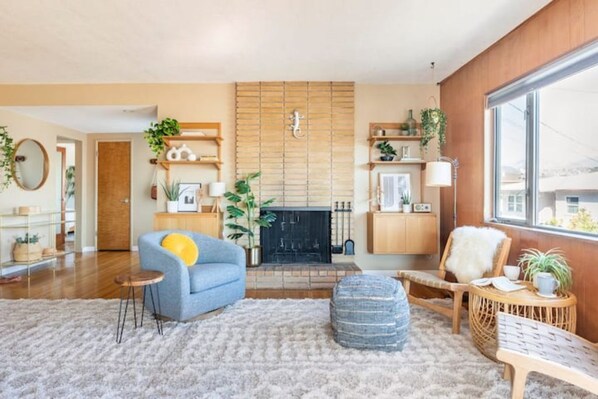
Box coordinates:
[260,207,331,264]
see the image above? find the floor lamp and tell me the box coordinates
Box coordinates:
[426,157,460,230]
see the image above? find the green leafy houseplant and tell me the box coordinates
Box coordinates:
[0,125,16,191]
[518,248,572,294]
[401,192,411,205]
[161,180,186,201]
[420,108,447,153]
[224,172,276,249]
[65,165,75,202]
[377,140,397,161]
[144,118,180,157]
[15,233,40,244]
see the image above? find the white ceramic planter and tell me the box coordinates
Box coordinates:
[166,201,178,213]
[403,204,412,213]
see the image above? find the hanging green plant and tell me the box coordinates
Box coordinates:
[144,118,180,157]
[0,126,16,191]
[420,108,447,154]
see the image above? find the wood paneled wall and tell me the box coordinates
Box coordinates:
[440,0,598,340]
[235,82,354,251]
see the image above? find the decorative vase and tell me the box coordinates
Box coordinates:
[166,146,180,161]
[380,155,394,161]
[402,204,412,213]
[178,144,193,160]
[406,109,417,136]
[13,242,42,262]
[166,201,178,213]
[245,246,262,267]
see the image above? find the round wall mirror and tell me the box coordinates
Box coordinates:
[12,139,49,191]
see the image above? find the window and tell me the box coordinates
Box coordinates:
[490,42,598,236]
[566,197,579,214]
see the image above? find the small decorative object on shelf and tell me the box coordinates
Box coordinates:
[13,233,42,262]
[373,125,386,137]
[401,192,412,213]
[18,206,41,215]
[377,140,397,161]
[405,109,418,136]
[413,203,432,213]
[400,123,410,136]
[224,172,276,267]
[166,146,180,161]
[518,248,572,294]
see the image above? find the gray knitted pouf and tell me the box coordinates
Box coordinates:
[330,274,410,351]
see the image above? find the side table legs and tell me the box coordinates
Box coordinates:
[115,284,163,343]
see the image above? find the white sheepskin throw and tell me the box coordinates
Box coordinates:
[445,226,506,283]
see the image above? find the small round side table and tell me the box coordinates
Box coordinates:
[114,271,164,343]
[468,282,576,361]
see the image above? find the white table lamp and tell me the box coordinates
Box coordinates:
[209,182,226,213]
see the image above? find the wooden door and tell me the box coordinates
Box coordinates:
[97,142,131,250]
[55,147,66,250]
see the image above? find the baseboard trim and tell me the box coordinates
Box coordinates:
[82,246,96,253]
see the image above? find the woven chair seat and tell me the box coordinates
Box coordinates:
[397,270,468,292]
[497,312,598,397]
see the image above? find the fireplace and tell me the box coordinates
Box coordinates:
[260,207,331,264]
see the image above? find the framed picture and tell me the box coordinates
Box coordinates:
[379,173,411,212]
[178,183,202,212]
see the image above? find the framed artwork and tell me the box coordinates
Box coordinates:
[379,173,411,212]
[178,183,202,212]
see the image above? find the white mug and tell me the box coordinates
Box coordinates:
[537,273,559,296]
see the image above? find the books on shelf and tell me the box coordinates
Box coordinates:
[470,276,526,292]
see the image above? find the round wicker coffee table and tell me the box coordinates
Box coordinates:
[468,282,576,361]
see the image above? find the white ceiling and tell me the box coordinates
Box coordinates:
[0,106,157,133]
[0,0,550,84]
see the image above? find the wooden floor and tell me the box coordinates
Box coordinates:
[0,251,331,300]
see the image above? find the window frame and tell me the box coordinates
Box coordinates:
[566,196,580,215]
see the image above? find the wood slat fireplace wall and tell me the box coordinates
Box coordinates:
[235,82,355,255]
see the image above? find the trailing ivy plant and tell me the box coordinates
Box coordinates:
[144,118,180,157]
[224,172,276,248]
[420,108,447,154]
[0,125,16,191]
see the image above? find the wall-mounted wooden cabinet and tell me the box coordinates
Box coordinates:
[367,212,437,254]
[154,208,219,238]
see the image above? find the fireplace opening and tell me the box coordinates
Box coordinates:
[260,207,331,264]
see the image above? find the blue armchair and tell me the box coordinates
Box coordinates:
[138,230,246,321]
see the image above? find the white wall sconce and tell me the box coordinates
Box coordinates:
[289,109,305,139]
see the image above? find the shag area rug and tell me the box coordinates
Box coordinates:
[0,299,594,399]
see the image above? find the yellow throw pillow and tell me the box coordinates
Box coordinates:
[161,233,199,266]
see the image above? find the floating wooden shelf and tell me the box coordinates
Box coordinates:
[368,136,423,146]
[159,160,222,170]
[163,136,223,145]
[368,160,426,170]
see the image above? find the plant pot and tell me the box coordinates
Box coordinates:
[166,201,178,213]
[245,246,262,267]
[380,155,394,162]
[402,204,412,213]
[13,242,42,262]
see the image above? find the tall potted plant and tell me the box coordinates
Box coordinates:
[420,108,447,153]
[224,172,276,267]
[144,118,180,158]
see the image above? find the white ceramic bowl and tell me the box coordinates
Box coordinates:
[503,265,521,281]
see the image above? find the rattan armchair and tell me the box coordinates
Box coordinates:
[397,231,511,334]
[497,312,597,399]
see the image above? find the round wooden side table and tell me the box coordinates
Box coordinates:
[468,282,577,361]
[114,270,164,344]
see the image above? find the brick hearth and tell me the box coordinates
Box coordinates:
[246,263,362,290]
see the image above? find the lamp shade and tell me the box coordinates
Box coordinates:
[208,182,226,197]
[426,161,452,187]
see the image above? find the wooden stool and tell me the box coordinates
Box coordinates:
[114,271,164,343]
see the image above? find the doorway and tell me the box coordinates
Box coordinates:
[97,141,131,250]
[56,137,80,254]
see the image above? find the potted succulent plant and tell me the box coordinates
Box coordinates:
[161,180,186,213]
[13,233,42,262]
[144,118,180,158]
[518,248,572,294]
[224,172,276,267]
[420,108,447,153]
[401,192,412,213]
[377,140,397,161]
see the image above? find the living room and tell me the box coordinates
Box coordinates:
[0,1,597,398]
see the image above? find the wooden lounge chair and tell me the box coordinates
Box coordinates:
[398,230,511,334]
[496,312,598,399]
